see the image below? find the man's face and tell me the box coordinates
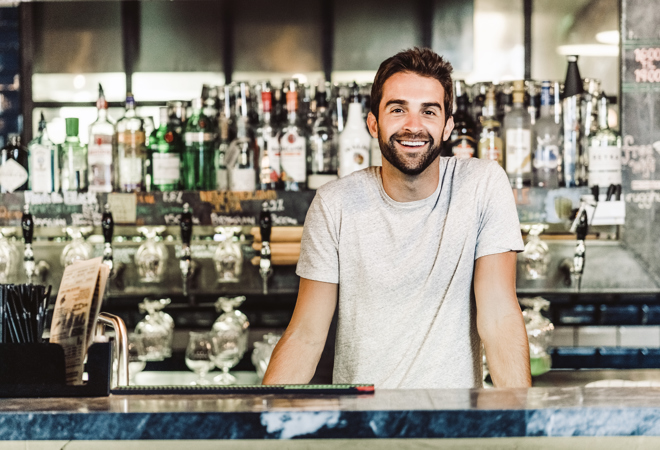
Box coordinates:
[367,72,454,176]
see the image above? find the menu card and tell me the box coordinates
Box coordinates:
[50,257,110,385]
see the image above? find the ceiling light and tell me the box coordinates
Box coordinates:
[557,44,619,57]
[596,30,619,45]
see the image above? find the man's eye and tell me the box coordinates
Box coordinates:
[423,110,436,116]
[392,108,403,113]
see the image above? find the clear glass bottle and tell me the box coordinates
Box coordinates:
[88,84,115,193]
[116,93,147,192]
[339,83,370,178]
[478,87,504,168]
[216,112,230,191]
[279,80,308,191]
[532,81,561,188]
[587,93,622,188]
[257,82,281,190]
[60,118,89,192]
[28,112,59,193]
[562,55,584,187]
[503,80,532,188]
[0,134,29,193]
[228,116,256,192]
[308,84,339,189]
[150,107,183,191]
[448,82,477,159]
[183,98,216,190]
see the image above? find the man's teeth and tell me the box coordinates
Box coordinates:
[400,141,426,147]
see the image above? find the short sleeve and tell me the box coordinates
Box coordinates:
[475,164,525,260]
[296,193,340,284]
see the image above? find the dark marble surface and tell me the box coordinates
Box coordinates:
[3,388,660,439]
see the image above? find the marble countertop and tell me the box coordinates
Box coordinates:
[3,382,660,440]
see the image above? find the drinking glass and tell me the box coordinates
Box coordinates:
[185,332,215,385]
[128,332,147,385]
[60,227,92,267]
[211,325,242,385]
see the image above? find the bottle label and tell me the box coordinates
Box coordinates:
[0,158,28,193]
[119,157,144,191]
[185,132,215,144]
[505,129,532,175]
[588,145,622,186]
[533,144,560,170]
[340,141,370,177]
[117,131,145,146]
[451,137,476,159]
[152,153,181,185]
[216,168,228,190]
[259,135,281,179]
[479,136,502,164]
[230,167,256,191]
[88,134,114,192]
[30,144,54,193]
[280,130,306,182]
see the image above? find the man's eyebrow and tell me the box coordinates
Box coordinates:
[421,102,442,110]
[384,99,408,107]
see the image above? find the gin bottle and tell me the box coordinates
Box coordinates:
[88,84,115,192]
[116,93,147,192]
[183,98,216,190]
[60,118,88,192]
[28,113,59,193]
[503,80,532,188]
[587,94,622,188]
[532,81,561,188]
[151,107,183,191]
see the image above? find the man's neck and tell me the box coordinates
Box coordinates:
[381,158,440,202]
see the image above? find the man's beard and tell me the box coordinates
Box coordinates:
[377,126,445,176]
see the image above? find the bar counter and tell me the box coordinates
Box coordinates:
[4,386,660,441]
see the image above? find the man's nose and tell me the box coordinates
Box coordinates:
[402,112,423,133]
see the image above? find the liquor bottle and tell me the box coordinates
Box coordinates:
[88,84,115,193]
[216,113,230,191]
[532,81,561,188]
[183,98,216,190]
[527,81,540,125]
[308,84,338,189]
[228,116,256,192]
[257,82,280,190]
[168,101,188,136]
[0,134,29,193]
[562,55,584,187]
[279,80,308,191]
[448,88,477,159]
[587,93,622,188]
[338,83,370,178]
[472,83,487,125]
[582,78,601,185]
[203,85,219,128]
[503,80,532,188]
[151,107,183,191]
[28,113,59,193]
[60,118,89,192]
[497,85,513,124]
[478,87,503,168]
[116,93,147,192]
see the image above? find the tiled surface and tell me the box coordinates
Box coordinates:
[619,326,660,348]
[576,326,618,347]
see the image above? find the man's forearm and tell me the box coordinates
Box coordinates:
[481,312,531,388]
[261,328,323,385]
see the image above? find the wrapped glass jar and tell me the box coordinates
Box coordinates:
[521,224,550,280]
[212,296,249,355]
[0,229,19,283]
[520,297,554,376]
[135,226,168,283]
[134,298,174,360]
[213,227,243,283]
[252,333,281,379]
[60,226,93,267]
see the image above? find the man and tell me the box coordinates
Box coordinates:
[263,48,531,389]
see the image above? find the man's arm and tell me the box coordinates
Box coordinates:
[262,277,338,385]
[474,251,531,388]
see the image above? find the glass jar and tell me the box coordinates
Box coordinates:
[0,229,18,283]
[135,226,168,283]
[134,297,174,361]
[60,227,93,267]
[521,224,550,280]
[212,295,249,355]
[251,333,281,379]
[213,227,243,283]
[520,296,554,376]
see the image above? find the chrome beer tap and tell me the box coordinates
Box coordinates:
[21,204,35,283]
[561,209,588,291]
[259,204,273,295]
[101,204,114,273]
[179,203,193,297]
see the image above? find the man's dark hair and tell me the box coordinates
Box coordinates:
[370,47,453,121]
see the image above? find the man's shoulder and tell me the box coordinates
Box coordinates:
[315,167,379,205]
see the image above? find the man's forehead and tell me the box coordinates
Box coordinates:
[380,72,445,105]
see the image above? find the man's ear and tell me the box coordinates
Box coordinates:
[443,116,455,142]
[367,112,379,139]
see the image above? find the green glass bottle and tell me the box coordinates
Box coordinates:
[60,118,88,192]
[183,98,216,190]
[150,107,183,191]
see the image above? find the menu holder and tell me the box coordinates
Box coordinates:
[0,341,111,398]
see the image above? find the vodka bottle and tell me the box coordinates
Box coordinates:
[88,84,115,192]
[503,80,532,188]
[478,88,503,168]
[60,118,89,192]
[28,113,59,193]
[151,107,183,191]
[0,134,29,193]
[532,81,561,188]
[308,84,339,189]
[339,84,370,178]
[116,93,147,192]
[587,94,622,188]
[183,98,216,190]
[257,83,280,190]
[279,80,307,191]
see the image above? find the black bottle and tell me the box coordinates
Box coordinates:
[448,94,477,159]
[0,134,29,193]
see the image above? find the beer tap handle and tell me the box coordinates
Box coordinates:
[576,209,588,241]
[180,203,193,247]
[180,203,193,297]
[101,204,114,272]
[259,205,273,295]
[21,204,35,283]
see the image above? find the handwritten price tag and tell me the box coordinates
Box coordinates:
[107,193,137,224]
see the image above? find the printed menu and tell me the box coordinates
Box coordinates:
[50,257,110,385]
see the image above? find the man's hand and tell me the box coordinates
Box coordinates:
[262,278,338,385]
[474,251,531,388]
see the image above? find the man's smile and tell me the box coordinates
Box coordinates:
[396,140,428,150]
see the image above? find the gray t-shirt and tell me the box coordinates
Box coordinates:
[296,157,524,389]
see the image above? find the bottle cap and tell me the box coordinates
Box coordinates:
[38,112,47,131]
[65,118,79,136]
[563,56,583,98]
